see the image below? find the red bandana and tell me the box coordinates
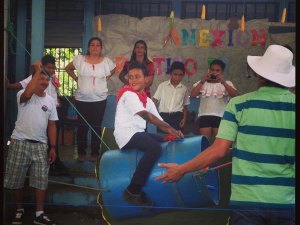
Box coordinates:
[51,74,61,88]
[116,85,147,108]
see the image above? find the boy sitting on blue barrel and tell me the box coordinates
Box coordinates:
[114,61,184,206]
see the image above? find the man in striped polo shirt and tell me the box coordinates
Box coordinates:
[156,45,295,225]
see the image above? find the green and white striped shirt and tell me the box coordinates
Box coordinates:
[217,86,295,208]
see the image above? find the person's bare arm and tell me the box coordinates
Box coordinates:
[6,77,23,89]
[221,79,238,97]
[20,61,41,103]
[179,105,188,129]
[107,67,116,80]
[119,66,129,85]
[155,138,232,183]
[65,61,78,82]
[152,97,159,111]
[137,110,183,138]
[190,72,211,97]
[47,120,57,164]
[152,97,159,105]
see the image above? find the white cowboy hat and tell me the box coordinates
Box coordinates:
[247,45,295,87]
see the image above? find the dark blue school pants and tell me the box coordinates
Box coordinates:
[122,132,164,188]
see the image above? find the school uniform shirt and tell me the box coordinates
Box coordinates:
[153,80,190,113]
[20,74,59,106]
[73,55,116,102]
[11,90,58,144]
[114,91,162,149]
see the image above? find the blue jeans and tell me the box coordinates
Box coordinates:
[122,132,164,187]
[228,206,295,225]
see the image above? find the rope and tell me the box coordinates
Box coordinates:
[5,22,30,56]
[193,162,232,177]
[94,131,112,225]
[97,192,111,225]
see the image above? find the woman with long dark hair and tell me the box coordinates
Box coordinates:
[119,40,154,97]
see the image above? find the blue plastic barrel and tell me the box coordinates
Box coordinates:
[99,136,219,220]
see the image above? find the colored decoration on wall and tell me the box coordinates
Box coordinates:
[98,17,102,32]
[153,57,165,75]
[251,29,266,46]
[184,58,197,76]
[240,15,245,32]
[227,30,234,46]
[199,29,209,46]
[201,4,206,20]
[211,30,225,47]
[163,10,174,47]
[171,28,180,45]
[163,10,180,47]
[181,29,196,46]
[165,57,172,74]
[281,7,287,24]
[236,30,250,46]
[207,57,216,66]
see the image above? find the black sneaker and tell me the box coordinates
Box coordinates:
[33,213,56,225]
[12,210,24,225]
[123,189,153,207]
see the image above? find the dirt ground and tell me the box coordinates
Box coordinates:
[3,204,105,225]
[3,203,230,225]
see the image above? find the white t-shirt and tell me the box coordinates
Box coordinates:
[193,80,236,117]
[153,80,190,113]
[11,90,58,144]
[73,55,116,102]
[20,75,59,106]
[114,91,162,148]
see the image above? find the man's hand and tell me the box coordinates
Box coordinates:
[33,60,42,73]
[48,148,57,164]
[154,163,184,184]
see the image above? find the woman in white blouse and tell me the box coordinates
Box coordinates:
[66,37,116,161]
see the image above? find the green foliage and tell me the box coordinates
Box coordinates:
[44,48,82,96]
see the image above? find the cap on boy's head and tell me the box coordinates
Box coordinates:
[128,61,149,76]
[170,61,185,74]
[210,59,225,71]
[247,44,295,87]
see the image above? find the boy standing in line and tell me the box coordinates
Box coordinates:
[153,61,190,132]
